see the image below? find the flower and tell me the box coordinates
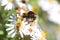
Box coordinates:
[38,0,57,11]
[30,24,46,40]
[47,3,60,24]
[1,0,14,10]
[38,0,60,25]
[6,14,47,40]
[5,14,28,38]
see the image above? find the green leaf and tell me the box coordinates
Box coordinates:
[0,31,4,35]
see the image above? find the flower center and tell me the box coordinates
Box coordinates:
[16,23,21,30]
[16,17,22,30]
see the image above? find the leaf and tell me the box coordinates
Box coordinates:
[0,30,4,35]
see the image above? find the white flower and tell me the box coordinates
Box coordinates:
[38,0,57,11]
[6,14,46,40]
[1,0,14,10]
[38,0,60,25]
[6,17,46,40]
[5,14,28,38]
[47,3,60,24]
[29,24,46,40]
[20,22,46,40]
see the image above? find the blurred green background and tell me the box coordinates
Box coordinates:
[0,0,60,40]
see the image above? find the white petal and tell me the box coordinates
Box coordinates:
[10,16,13,18]
[1,0,8,6]
[22,28,30,35]
[5,24,14,27]
[6,27,14,31]
[11,32,16,38]
[4,3,14,10]
[8,29,15,35]
[8,19,13,21]
[19,31,24,38]
[26,4,32,11]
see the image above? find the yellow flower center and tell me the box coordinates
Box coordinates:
[16,17,22,23]
[8,0,14,3]
[16,23,21,29]
[16,17,22,30]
